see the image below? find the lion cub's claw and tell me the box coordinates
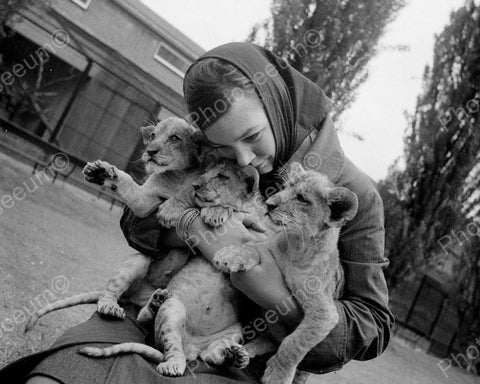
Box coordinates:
[212,246,256,273]
[97,298,125,319]
[201,207,232,227]
[156,358,186,377]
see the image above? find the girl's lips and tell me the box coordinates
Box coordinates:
[252,159,267,170]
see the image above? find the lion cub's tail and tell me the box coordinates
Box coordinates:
[78,343,164,363]
[24,291,103,332]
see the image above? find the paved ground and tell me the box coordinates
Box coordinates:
[1,152,478,383]
[307,337,479,383]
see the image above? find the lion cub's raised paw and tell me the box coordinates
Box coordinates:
[83,160,118,187]
[137,288,173,323]
[212,245,259,273]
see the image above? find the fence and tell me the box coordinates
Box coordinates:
[390,273,463,357]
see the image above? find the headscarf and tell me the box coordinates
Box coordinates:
[184,42,332,170]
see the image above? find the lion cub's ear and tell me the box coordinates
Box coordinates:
[287,162,305,175]
[325,187,358,228]
[239,165,260,197]
[141,125,155,145]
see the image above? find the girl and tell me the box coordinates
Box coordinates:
[2,42,393,384]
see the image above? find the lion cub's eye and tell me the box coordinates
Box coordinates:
[150,132,156,140]
[296,194,310,205]
[169,135,181,142]
[217,174,229,181]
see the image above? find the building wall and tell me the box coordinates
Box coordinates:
[2,0,204,171]
[46,0,202,102]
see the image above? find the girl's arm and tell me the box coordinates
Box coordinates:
[120,207,303,324]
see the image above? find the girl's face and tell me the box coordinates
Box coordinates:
[203,94,276,174]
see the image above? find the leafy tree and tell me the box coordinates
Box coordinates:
[248,0,406,117]
[379,1,480,289]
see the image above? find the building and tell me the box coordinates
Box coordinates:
[0,0,204,179]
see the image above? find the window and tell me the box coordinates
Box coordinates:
[154,43,190,77]
[70,0,92,9]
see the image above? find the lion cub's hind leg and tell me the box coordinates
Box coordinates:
[154,296,188,376]
[97,253,151,318]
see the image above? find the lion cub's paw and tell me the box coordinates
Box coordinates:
[201,206,232,227]
[97,298,125,319]
[137,288,172,323]
[156,358,186,377]
[224,344,250,369]
[212,246,257,273]
[83,160,118,187]
[201,340,249,368]
[157,200,184,228]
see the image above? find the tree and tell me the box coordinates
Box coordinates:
[248,0,406,117]
[379,1,480,289]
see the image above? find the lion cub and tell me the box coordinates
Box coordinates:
[79,161,263,376]
[213,162,358,384]
[25,117,207,328]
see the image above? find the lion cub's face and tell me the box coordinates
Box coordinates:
[192,161,259,209]
[140,117,201,174]
[266,163,358,236]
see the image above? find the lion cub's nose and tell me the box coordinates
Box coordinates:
[147,150,158,157]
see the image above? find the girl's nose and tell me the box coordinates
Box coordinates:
[234,146,255,167]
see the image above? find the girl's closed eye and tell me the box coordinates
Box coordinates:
[243,129,263,143]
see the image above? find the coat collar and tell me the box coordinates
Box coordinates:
[288,116,345,183]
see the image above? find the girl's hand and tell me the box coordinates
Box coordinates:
[230,247,302,328]
[189,213,265,261]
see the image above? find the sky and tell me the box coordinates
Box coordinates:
[140,0,466,181]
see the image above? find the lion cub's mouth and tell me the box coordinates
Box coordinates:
[147,155,170,166]
[268,213,285,226]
